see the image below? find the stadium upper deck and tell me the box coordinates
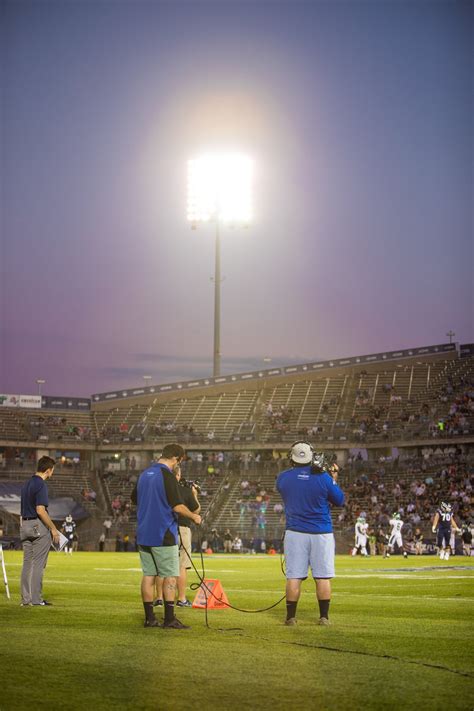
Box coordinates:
[1,343,473,452]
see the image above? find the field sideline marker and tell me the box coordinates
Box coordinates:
[0,544,11,599]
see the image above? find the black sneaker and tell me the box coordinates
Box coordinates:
[32,600,53,606]
[176,599,193,608]
[144,618,160,628]
[153,599,163,607]
[162,617,190,629]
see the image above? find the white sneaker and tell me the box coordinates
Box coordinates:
[440,550,445,560]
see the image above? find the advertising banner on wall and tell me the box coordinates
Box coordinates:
[0,394,42,409]
[19,395,42,409]
[0,394,21,407]
[41,396,91,411]
[0,394,91,411]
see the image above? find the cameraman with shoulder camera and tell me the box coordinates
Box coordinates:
[276,442,344,627]
[131,443,201,629]
[176,468,201,606]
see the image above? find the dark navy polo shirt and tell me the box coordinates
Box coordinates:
[21,475,49,518]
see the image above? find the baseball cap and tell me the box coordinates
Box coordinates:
[289,442,313,465]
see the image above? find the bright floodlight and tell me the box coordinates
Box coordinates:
[187,154,253,224]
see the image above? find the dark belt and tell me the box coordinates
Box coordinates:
[22,517,39,521]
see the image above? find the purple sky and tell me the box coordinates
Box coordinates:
[1,0,472,397]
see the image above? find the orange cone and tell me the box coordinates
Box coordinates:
[192,578,229,609]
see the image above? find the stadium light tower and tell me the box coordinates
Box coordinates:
[187,153,253,377]
[36,378,46,396]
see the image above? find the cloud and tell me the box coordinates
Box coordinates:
[96,352,316,387]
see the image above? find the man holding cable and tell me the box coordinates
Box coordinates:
[131,443,201,629]
[277,442,345,626]
[153,464,200,608]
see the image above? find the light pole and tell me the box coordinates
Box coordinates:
[213,221,222,376]
[143,375,152,389]
[36,379,45,396]
[187,154,253,377]
[446,330,455,344]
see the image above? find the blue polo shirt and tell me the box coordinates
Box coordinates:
[21,475,49,518]
[276,465,345,534]
[134,463,183,547]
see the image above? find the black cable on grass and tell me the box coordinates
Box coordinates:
[182,529,286,631]
[212,631,474,681]
[185,532,473,680]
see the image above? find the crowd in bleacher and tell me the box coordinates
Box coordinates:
[29,415,93,442]
[264,402,294,435]
[338,449,473,537]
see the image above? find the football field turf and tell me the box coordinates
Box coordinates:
[1,551,473,710]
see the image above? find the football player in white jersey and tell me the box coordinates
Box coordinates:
[385,513,408,558]
[352,515,369,556]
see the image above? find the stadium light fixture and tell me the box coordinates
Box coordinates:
[187,153,253,377]
[36,378,46,396]
[187,154,253,226]
[143,375,152,388]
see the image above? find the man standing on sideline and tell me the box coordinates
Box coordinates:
[131,444,201,629]
[276,443,344,626]
[20,456,60,606]
[153,464,200,607]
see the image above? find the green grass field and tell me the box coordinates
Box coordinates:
[1,551,473,710]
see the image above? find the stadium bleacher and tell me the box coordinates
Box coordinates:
[1,345,472,550]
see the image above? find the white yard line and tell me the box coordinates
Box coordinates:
[33,578,474,603]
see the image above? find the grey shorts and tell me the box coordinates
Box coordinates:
[284,530,335,579]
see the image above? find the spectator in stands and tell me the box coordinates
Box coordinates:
[111,496,122,518]
[461,524,472,556]
[210,528,221,552]
[103,517,112,536]
[224,529,232,553]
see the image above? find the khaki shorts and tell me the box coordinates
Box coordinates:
[138,544,179,577]
[179,526,193,570]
